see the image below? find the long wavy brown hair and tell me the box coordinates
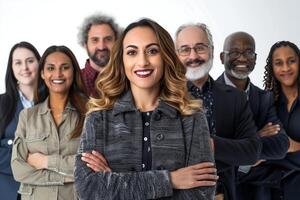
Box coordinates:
[263,41,300,104]
[88,18,201,115]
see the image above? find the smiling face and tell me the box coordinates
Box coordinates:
[12,47,39,87]
[221,32,256,80]
[176,26,213,81]
[41,52,74,95]
[122,26,164,94]
[85,24,116,69]
[272,46,299,89]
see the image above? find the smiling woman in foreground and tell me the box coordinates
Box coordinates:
[74,18,216,200]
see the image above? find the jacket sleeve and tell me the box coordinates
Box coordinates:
[11,110,66,186]
[212,93,262,166]
[47,154,76,180]
[258,92,289,160]
[74,112,173,200]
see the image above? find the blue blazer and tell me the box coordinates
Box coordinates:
[0,97,23,200]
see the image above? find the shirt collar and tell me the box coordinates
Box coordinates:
[223,73,251,96]
[85,59,99,78]
[187,76,213,93]
[38,97,76,115]
[112,90,178,118]
[18,90,34,108]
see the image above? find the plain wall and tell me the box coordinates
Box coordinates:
[0,0,299,93]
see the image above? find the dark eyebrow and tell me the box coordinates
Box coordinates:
[146,43,159,48]
[61,63,70,67]
[125,45,138,49]
[125,43,159,49]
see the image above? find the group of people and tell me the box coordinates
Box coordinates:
[0,12,299,200]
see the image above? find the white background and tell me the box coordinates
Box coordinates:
[0,0,299,93]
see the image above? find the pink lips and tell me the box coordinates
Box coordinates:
[279,72,293,79]
[134,69,153,78]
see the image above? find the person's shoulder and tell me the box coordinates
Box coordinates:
[86,109,113,120]
[213,81,246,96]
[250,83,274,100]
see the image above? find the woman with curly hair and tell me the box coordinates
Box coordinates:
[74,18,216,200]
[263,41,300,200]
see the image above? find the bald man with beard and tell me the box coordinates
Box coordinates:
[217,32,289,200]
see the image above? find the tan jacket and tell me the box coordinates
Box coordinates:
[11,98,80,200]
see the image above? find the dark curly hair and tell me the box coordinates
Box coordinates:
[263,41,300,104]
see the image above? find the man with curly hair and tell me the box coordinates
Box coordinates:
[78,13,121,97]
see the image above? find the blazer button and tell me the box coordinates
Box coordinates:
[7,139,13,145]
[156,133,164,141]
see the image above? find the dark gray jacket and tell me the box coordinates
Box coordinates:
[74,90,215,200]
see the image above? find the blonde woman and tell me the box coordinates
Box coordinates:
[75,18,216,200]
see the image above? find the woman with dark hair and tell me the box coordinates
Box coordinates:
[0,41,40,200]
[263,41,300,200]
[75,18,216,199]
[11,45,88,200]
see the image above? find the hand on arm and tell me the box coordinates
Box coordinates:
[81,150,111,172]
[27,152,48,170]
[257,122,280,137]
[170,162,218,189]
[288,137,300,153]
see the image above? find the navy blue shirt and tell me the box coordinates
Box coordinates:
[187,78,216,136]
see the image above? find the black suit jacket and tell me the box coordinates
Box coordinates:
[217,73,289,160]
[216,73,289,200]
[188,78,262,200]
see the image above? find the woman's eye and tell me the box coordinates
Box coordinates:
[127,50,137,56]
[146,48,159,56]
[288,59,295,64]
[47,66,54,71]
[27,59,35,63]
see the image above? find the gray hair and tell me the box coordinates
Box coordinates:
[77,13,121,47]
[175,23,214,47]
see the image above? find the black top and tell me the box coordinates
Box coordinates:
[276,89,300,168]
[141,111,152,171]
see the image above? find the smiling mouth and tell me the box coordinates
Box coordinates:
[20,73,31,77]
[134,69,153,78]
[52,79,65,84]
[234,65,249,72]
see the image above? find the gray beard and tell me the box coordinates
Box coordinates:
[185,58,213,81]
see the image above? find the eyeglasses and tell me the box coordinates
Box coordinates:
[223,50,257,59]
[177,44,211,56]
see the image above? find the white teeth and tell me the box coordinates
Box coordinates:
[52,80,64,84]
[135,70,151,75]
[235,65,247,69]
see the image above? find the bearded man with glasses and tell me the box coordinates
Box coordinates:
[217,32,289,200]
